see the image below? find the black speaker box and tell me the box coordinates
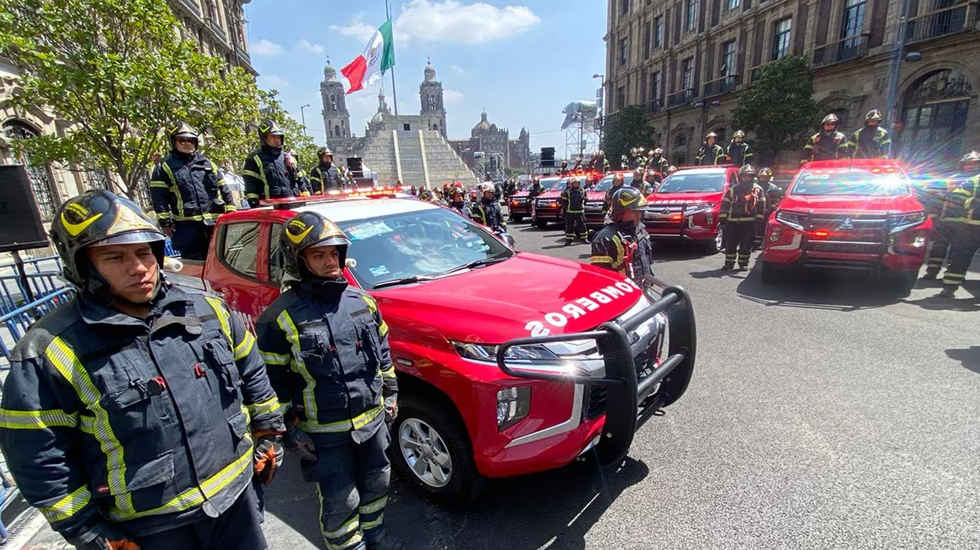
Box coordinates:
[346,157,364,178]
[0,165,49,252]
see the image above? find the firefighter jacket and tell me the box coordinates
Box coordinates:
[726,142,753,167]
[590,222,654,284]
[803,131,847,161]
[529,182,543,198]
[848,126,891,159]
[603,184,625,211]
[696,144,726,166]
[309,163,344,194]
[560,187,586,214]
[150,151,235,225]
[471,199,506,231]
[241,145,311,205]
[940,176,979,224]
[0,285,282,544]
[719,179,767,222]
[647,155,670,174]
[255,279,397,445]
[759,181,783,212]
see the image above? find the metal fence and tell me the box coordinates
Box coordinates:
[0,287,76,364]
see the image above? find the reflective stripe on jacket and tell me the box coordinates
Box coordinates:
[803,131,847,161]
[150,152,234,222]
[0,286,282,543]
[256,281,397,444]
[241,146,311,201]
[848,127,891,159]
[719,181,767,222]
[309,164,345,194]
[560,188,586,213]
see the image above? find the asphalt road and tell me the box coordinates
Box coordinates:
[18,220,980,550]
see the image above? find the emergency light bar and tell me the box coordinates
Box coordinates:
[259,187,400,210]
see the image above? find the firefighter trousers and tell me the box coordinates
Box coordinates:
[314,427,392,550]
[173,220,214,261]
[129,483,266,550]
[724,221,756,267]
[564,212,587,241]
[942,224,980,290]
[926,221,951,274]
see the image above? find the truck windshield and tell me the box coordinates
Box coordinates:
[338,208,513,290]
[657,173,726,193]
[539,178,564,190]
[595,174,634,191]
[792,169,910,196]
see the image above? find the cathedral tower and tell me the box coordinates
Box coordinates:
[320,60,351,150]
[419,60,447,138]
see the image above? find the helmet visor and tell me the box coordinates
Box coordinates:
[89,230,165,248]
[307,235,351,250]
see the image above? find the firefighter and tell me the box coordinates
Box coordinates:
[0,190,285,550]
[647,147,670,175]
[696,132,725,166]
[726,130,753,167]
[561,176,588,244]
[936,153,980,297]
[802,113,848,163]
[591,187,655,287]
[848,109,891,159]
[604,172,626,214]
[755,167,782,247]
[309,146,345,194]
[920,153,980,279]
[590,151,610,172]
[242,119,310,206]
[720,164,767,270]
[449,186,466,213]
[464,187,480,218]
[529,177,544,199]
[471,184,507,232]
[256,212,403,550]
[504,178,517,198]
[149,122,236,260]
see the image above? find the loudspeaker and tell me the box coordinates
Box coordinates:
[346,157,364,178]
[540,147,555,167]
[0,165,49,253]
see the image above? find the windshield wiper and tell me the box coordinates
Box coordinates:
[372,275,437,289]
[445,255,510,274]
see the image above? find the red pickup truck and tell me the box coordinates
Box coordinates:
[643,165,741,253]
[761,159,931,293]
[168,193,696,501]
[530,177,567,228]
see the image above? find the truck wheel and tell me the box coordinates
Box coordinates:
[510,214,523,223]
[702,226,723,254]
[761,261,781,284]
[390,394,483,503]
[534,219,549,229]
[892,270,917,297]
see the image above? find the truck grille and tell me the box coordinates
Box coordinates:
[803,214,888,255]
[585,385,607,419]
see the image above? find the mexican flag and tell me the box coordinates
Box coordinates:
[340,19,395,94]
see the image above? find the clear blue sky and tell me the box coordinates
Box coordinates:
[244,0,608,157]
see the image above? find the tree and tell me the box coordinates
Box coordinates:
[257,89,318,171]
[732,55,819,165]
[0,0,263,200]
[601,106,656,169]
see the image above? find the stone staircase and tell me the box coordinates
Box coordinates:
[358,129,478,189]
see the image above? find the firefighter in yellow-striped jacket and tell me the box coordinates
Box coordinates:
[256,212,403,550]
[936,151,980,298]
[0,190,284,549]
[241,119,311,207]
[720,164,767,271]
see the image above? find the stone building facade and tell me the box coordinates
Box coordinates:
[0,0,255,229]
[450,112,531,177]
[603,0,980,168]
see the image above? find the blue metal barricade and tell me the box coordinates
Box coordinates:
[0,287,77,365]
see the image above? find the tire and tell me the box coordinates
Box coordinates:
[510,214,523,223]
[702,226,723,254]
[534,219,549,229]
[892,270,917,297]
[761,261,781,284]
[390,394,483,504]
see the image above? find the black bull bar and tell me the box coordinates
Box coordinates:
[495,285,696,466]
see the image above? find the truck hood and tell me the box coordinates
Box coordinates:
[537,190,563,200]
[372,253,643,343]
[648,191,725,205]
[586,190,606,201]
[779,193,925,214]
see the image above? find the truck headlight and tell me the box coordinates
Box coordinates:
[889,211,926,234]
[452,341,559,362]
[775,210,805,231]
[497,386,531,429]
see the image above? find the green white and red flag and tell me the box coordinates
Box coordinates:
[340,19,395,94]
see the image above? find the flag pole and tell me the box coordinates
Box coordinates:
[385,0,399,116]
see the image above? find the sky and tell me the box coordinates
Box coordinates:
[244,0,608,157]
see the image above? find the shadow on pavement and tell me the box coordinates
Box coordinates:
[733,265,902,312]
[945,346,980,374]
[902,280,980,312]
[653,241,714,263]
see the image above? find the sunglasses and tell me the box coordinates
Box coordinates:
[175,137,197,144]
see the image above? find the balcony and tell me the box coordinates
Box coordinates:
[174,0,201,17]
[667,88,696,108]
[647,99,664,113]
[703,74,740,97]
[812,35,868,68]
[905,2,975,43]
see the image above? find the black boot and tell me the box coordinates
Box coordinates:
[921,269,939,280]
[368,532,406,550]
[721,263,734,271]
[938,285,957,298]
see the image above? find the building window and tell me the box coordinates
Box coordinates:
[621,0,629,15]
[403,123,411,131]
[772,17,792,59]
[685,0,697,31]
[651,71,661,103]
[728,0,740,9]
[682,58,694,91]
[840,0,866,41]
[654,16,664,47]
[616,86,626,110]
[1,120,58,221]
[619,38,628,65]
[643,21,652,59]
[720,40,736,76]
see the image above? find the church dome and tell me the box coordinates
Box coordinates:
[473,111,492,132]
[324,60,338,82]
[424,61,436,82]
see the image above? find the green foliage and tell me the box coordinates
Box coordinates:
[0,0,273,200]
[257,90,318,170]
[732,55,819,165]
[601,106,655,169]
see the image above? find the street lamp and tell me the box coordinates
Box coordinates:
[299,103,311,137]
[593,74,605,148]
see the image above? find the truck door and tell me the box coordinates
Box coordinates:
[209,220,281,320]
